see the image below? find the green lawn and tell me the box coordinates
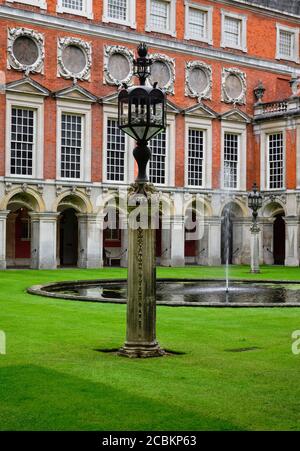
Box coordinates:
[0,265,300,431]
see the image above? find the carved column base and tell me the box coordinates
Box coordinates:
[118,342,165,358]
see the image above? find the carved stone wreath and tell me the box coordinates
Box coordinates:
[149,53,175,95]
[222,68,247,105]
[103,45,134,86]
[185,61,212,101]
[7,28,45,75]
[57,37,92,81]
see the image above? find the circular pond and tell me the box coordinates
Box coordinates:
[28,279,300,307]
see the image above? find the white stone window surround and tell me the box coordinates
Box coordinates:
[56,0,93,19]
[5,93,44,179]
[148,114,176,187]
[145,0,177,37]
[220,9,247,53]
[102,105,134,185]
[56,99,92,182]
[6,0,47,8]
[258,122,286,192]
[184,115,212,189]
[276,23,299,63]
[102,0,136,29]
[184,1,213,45]
[220,121,247,191]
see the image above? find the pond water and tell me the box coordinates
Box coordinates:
[46,280,300,306]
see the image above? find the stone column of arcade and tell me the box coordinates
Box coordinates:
[117,43,166,358]
[0,211,9,269]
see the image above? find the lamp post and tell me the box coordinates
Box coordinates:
[117,43,166,358]
[248,182,263,273]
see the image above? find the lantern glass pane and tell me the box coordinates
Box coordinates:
[150,101,163,125]
[120,99,129,126]
[121,126,136,139]
[146,126,162,141]
[134,126,147,140]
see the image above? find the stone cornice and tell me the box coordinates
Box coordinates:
[0,5,298,76]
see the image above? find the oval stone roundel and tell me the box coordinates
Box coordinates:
[13,36,39,66]
[62,44,87,75]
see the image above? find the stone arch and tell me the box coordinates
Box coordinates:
[184,196,212,218]
[261,200,286,218]
[4,189,45,268]
[55,191,92,268]
[1,187,45,212]
[219,198,247,218]
[159,193,175,218]
[54,190,93,213]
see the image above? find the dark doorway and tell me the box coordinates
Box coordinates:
[59,208,78,266]
[273,214,285,265]
[221,208,233,265]
[6,207,31,267]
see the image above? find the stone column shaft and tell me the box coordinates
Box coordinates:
[0,211,9,269]
[77,213,103,269]
[250,226,261,273]
[29,212,59,270]
[170,215,185,267]
[284,217,300,267]
[207,217,222,266]
[160,217,171,267]
[119,186,164,358]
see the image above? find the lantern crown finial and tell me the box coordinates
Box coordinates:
[133,42,152,86]
[137,43,148,58]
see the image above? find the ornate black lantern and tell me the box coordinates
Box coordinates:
[118,43,166,183]
[248,182,263,223]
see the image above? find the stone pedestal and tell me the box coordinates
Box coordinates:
[250,225,260,273]
[207,217,222,266]
[0,211,9,269]
[284,216,300,267]
[77,213,103,268]
[119,184,164,358]
[30,212,59,269]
